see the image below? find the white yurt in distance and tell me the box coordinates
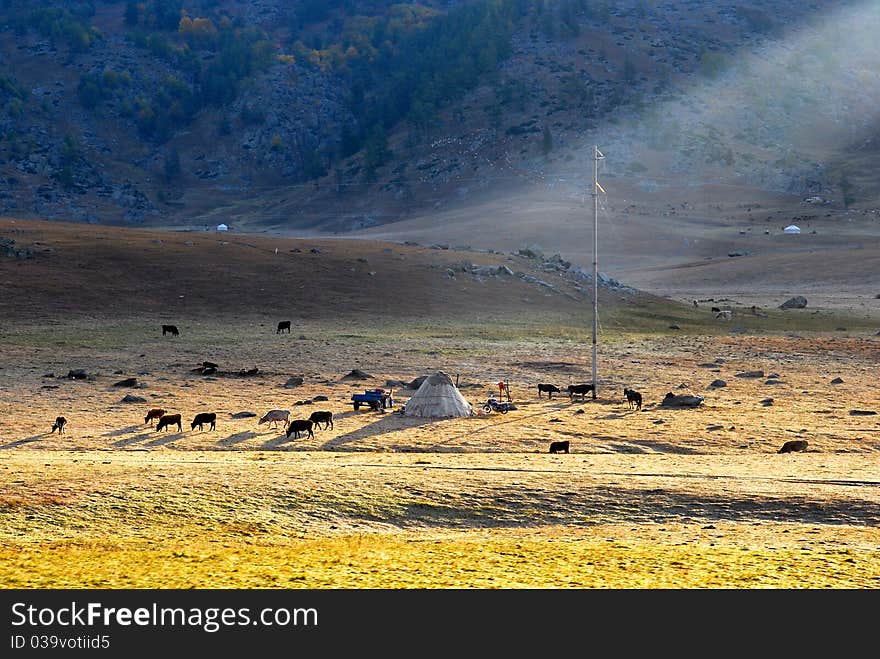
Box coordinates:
[403,371,474,418]
[216,223,229,232]
[783,224,801,234]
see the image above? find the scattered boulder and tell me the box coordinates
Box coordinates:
[849,410,877,416]
[231,411,257,419]
[312,395,329,402]
[660,393,705,408]
[283,376,304,388]
[706,424,724,431]
[708,379,727,388]
[67,369,89,380]
[830,377,844,384]
[113,377,139,388]
[121,394,147,403]
[735,370,764,378]
[760,398,774,406]
[778,440,808,454]
[342,368,372,380]
[385,379,408,388]
[237,368,260,377]
[779,296,807,309]
[764,379,783,385]
[669,324,680,330]
[294,399,313,406]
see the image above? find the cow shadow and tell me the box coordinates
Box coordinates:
[218,431,258,447]
[319,414,435,450]
[0,435,46,449]
[259,434,297,450]
[145,432,185,447]
[111,431,155,448]
[102,424,144,437]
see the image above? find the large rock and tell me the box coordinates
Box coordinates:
[121,394,147,403]
[779,296,807,309]
[659,393,705,408]
[341,368,372,380]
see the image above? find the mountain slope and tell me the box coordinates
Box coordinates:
[1,0,877,238]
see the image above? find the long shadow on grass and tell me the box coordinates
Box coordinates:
[608,440,702,455]
[0,435,45,449]
[145,432,185,447]
[102,424,143,438]
[331,479,880,529]
[318,414,437,450]
[218,431,258,447]
[111,431,155,448]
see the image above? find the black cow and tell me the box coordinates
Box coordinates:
[190,412,217,431]
[162,324,179,336]
[51,416,67,434]
[549,440,570,454]
[537,383,561,399]
[623,388,643,411]
[308,410,333,430]
[778,440,808,454]
[277,320,291,334]
[285,419,314,439]
[567,383,594,401]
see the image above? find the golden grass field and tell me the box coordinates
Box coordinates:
[1,219,878,588]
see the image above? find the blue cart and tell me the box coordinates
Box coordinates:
[351,388,394,411]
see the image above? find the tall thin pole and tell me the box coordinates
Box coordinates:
[591,146,603,400]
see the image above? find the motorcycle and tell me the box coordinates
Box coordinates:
[483,398,516,414]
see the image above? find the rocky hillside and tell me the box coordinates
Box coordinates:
[0,0,877,230]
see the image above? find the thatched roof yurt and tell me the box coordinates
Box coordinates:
[403,371,474,418]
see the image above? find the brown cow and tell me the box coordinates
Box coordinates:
[156,413,182,432]
[144,408,167,426]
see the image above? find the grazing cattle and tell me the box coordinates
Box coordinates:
[715,310,733,320]
[308,410,333,430]
[285,419,314,439]
[144,408,167,426]
[51,416,67,434]
[567,383,594,401]
[623,388,643,411]
[258,409,290,429]
[162,324,179,336]
[549,440,570,454]
[156,413,182,432]
[710,307,721,313]
[190,412,217,431]
[276,320,291,334]
[537,383,561,399]
[778,439,808,454]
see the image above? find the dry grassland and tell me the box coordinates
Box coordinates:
[1,219,878,588]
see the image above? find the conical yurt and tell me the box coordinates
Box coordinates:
[404,371,474,418]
